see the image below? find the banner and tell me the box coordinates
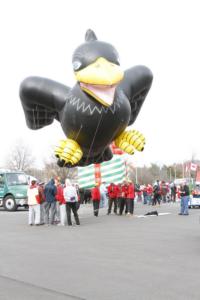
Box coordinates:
[196,169,200,183]
[78,155,126,188]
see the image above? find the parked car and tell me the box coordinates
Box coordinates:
[0,169,28,211]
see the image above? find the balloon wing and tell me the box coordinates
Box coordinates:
[20,76,70,129]
[118,66,153,126]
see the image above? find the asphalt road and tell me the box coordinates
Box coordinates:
[0,202,200,300]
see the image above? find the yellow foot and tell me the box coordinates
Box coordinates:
[54,138,83,166]
[114,129,145,155]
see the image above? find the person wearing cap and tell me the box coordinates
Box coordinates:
[27,180,41,225]
[64,179,80,226]
[91,183,101,216]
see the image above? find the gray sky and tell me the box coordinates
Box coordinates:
[0,0,199,168]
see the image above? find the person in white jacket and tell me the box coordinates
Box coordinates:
[64,179,80,226]
[27,180,41,225]
[100,182,108,208]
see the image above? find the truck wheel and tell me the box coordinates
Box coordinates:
[3,196,18,211]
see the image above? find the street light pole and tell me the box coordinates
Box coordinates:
[182,162,185,178]
[174,164,176,181]
[135,167,138,184]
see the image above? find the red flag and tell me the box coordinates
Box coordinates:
[190,163,198,171]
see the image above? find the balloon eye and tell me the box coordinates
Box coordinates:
[73,61,82,71]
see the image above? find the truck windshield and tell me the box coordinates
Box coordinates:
[6,173,28,186]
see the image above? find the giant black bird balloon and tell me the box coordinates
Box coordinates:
[20,29,153,167]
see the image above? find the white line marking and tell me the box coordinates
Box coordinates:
[136,212,171,218]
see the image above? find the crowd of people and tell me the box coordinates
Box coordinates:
[27,177,190,226]
[27,177,80,227]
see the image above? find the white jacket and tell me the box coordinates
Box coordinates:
[63,186,78,202]
[100,184,107,194]
[27,186,40,205]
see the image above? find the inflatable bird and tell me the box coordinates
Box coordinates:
[20,29,153,167]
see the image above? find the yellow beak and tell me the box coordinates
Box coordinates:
[75,57,124,107]
[75,57,124,85]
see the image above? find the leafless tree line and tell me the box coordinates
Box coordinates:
[3,140,77,183]
[2,140,199,185]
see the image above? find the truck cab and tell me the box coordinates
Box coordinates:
[0,170,28,211]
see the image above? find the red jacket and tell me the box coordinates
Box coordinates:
[55,185,66,204]
[107,184,118,198]
[91,187,101,201]
[147,185,153,195]
[38,185,45,203]
[121,184,128,198]
[117,185,122,197]
[160,183,169,195]
[127,183,135,199]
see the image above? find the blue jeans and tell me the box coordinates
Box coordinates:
[143,195,148,204]
[180,196,189,215]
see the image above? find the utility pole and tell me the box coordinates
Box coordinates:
[169,167,172,182]
[174,164,176,181]
[135,166,138,184]
[182,162,185,179]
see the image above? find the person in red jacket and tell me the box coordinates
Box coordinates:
[38,182,45,225]
[126,181,135,215]
[91,183,101,217]
[55,178,66,226]
[117,183,122,215]
[118,182,127,215]
[123,181,129,214]
[146,184,153,205]
[107,182,118,215]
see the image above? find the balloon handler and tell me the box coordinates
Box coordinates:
[20,29,153,167]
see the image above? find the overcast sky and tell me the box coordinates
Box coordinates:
[0,0,199,168]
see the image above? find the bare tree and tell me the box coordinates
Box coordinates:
[41,155,78,183]
[4,139,35,171]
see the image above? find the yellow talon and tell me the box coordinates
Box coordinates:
[55,139,67,157]
[55,138,83,165]
[115,129,145,155]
